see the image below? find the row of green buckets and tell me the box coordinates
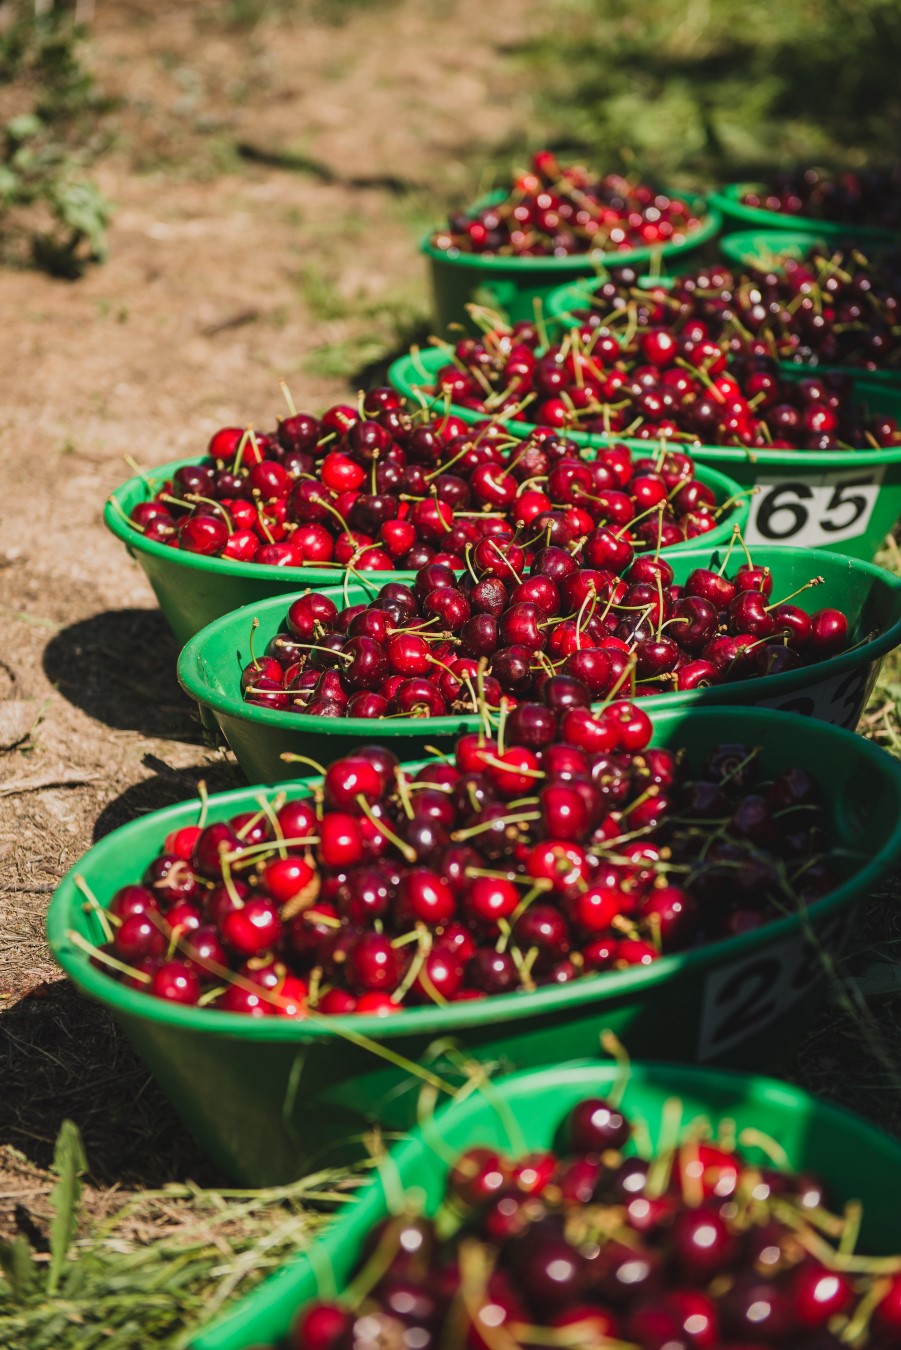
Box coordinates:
[50,168,901,1348]
[50,704,901,1346]
[425,179,901,335]
[389,344,901,563]
[48,707,901,1189]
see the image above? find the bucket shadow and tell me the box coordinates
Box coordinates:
[43,609,201,742]
[92,755,244,841]
[0,979,222,1187]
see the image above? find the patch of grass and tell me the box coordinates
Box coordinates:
[304,289,430,387]
[0,1119,361,1350]
[506,0,901,185]
[294,216,430,388]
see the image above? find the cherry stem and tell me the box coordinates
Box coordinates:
[248,617,262,670]
[66,930,152,983]
[355,794,416,863]
[197,778,210,831]
[481,753,545,781]
[644,1096,684,1200]
[390,928,432,1005]
[452,811,540,842]
[250,792,289,858]
[575,583,598,639]
[613,498,665,540]
[496,696,510,758]
[316,494,356,543]
[717,524,741,576]
[231,427,253,475]
[278,378,297,417]
[766,576,824,609]
[393,767,415,821]
[185,493,234,534]
[600,1030,631,1111]
[281,752,327,776]
[655,571,665,642]
[107,494,145,533]
[74,875,115,944]
[219,846,244,908]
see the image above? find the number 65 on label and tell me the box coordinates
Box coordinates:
[744,468,885,548]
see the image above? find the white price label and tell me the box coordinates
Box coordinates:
[697,911,849,1061]
[757,661,877,730]
[745,467,884,548]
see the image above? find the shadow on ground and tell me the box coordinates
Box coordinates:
[43,609,202,742]
[0,979,221,1188]
[93,754,243,840]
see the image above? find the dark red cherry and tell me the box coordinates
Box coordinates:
[670,1204,736,1279]
[568,1096,631,1151]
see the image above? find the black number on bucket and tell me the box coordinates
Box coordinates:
[789,913,849,997]
[755,483,813,540]
[766,695,816,718]
[827,667,869,729]
[819,475,872,534]
[703,955,782,1052]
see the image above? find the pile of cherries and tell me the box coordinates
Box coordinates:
[243,549,850,718]
[125,389,724,572]
[740,165,901,231]
[565,248,901,374]
[89,717,840,1015]
[263,1096,901,1350]
[430,149,706,258]
[431,316,901,450]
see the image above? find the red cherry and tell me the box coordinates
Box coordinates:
[345,933,402,994]
[463,876,520,928]
[259,856,316,905]
[220,897,283,957]
[319,814,364,869]
[355,991,401,1016]
[151,960,201,1005]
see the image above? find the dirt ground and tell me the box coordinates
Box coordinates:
[0,0,542,1217]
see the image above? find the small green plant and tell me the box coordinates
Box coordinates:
[0,5,112,276]
[0,1119,358,1350]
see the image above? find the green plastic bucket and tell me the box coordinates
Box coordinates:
[390,347,901,560]
[177,546,901,781]
[719,230,901,388]
[190,1059,901,1350]
[423,190,720,336]
[708,182,901,241]
[544,258,901,391]
[105,452,746,644]
[104,459,429,648]
[48,706,901,1184]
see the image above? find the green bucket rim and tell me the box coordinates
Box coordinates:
[48,705,901,1043]
[708,183,901,243]
[104,458,421,590]
[715,227,892,273]
[390,346,901,469]
[190,1057,901,1349]
[420,189,721,272]
[105,451,748,581]
[176,546,901,743]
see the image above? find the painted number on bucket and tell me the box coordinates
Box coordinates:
[757,662,874,730]
[697,911,849,1061]
[745,467,885,548]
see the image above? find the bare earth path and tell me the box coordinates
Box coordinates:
[0,0,538,1208]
